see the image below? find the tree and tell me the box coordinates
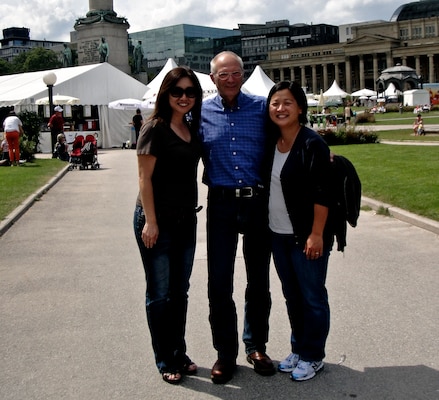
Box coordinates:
[0,58,13,75]
[17,110,43,161]
[10,47,61,74]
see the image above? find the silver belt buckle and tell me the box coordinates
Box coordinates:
[241,187,253,198]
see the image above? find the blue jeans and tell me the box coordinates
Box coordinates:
[271,232,330,362]
[207,191,271,361]
[133,205,196,372]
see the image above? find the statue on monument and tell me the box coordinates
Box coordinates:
[98,37,109,62]
[133,41,144,74]
[62,43,73,67]
[74,1,130,72]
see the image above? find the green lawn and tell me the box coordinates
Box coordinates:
[0,159,67,221]
[331,143,439,222]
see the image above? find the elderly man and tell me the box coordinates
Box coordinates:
[199,51,274,384]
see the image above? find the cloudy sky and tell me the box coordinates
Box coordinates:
[1,0,408,42]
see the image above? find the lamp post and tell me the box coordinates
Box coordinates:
[43,72,57,153]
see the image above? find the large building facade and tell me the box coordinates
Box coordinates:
[128,20,337,78]
[260,1,439,94]
[240,20,338,76]
[129,24,241,76]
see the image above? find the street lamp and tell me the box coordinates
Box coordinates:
[43,72,57,152]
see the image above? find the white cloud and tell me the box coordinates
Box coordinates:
[0,0,404,42]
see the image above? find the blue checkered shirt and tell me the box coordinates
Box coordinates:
[200,91,267,188]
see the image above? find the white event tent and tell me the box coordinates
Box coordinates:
[194,71,217,98]
[0,63,148,149]
[351,88,377,98]
[242,66,275,97]
[142,58,217,102]
[323,80,349,98]
[383,82,402,99]
[403,89,430,106]
[142,58,178,100]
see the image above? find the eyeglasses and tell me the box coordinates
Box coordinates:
[216,71,243,81]
[169,86,197,98]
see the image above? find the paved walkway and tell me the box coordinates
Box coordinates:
[1,149,438,400]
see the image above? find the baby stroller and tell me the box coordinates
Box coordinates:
[80,134,100,169]
[68,134,100,170]
[68,135,84,170]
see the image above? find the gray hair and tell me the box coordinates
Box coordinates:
[210,51,244,74]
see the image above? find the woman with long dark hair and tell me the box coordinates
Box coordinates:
[133,67,203,384]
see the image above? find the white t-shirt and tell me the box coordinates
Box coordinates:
[3,116,22,132]
[268,147,294,234]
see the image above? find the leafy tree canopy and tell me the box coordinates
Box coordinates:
[0,58,13,75]
[5,47,62,75]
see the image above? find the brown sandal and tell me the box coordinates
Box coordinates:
[182,361,198,375]
[181,355,198,375]
[162,371,182,384]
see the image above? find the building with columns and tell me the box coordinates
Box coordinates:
[260,1,439,94]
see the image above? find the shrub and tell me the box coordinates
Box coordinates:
[317,125,379,145]
[355,111,376,124]
[18,110,43,161]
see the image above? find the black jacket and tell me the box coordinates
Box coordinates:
[265,126,334,250]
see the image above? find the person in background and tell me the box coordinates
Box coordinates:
[413,113,424,135]
[132,108,144,145]
[344,103,352,124]
[1,132,10,166]
[133,66,203,385]
[48,106,64,155]
[199,51,274,384]
[3,110,24,166]
[53,133,69,161]
[265,81,333,382]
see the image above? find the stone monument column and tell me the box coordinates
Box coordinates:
[74,0,130,73]
[90,0,113,10]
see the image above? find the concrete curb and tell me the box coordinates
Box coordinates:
[361,196,439,236]
[380,140,439,146]
[0,164,70,237]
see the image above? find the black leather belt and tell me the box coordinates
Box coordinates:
[210,186,264,199]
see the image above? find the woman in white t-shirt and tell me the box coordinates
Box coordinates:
[265,81,332,382]
[2,110,24,166]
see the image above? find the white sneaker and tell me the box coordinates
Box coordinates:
[278,352,299,372]
[291,360,324,381]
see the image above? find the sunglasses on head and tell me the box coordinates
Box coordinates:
[169,86,197,98]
